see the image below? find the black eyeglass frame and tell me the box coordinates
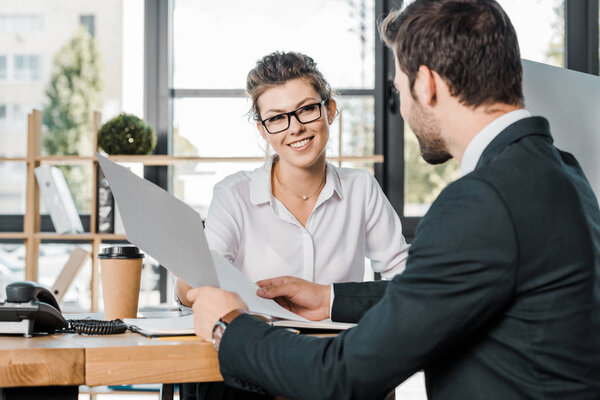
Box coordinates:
[259,99,328,134]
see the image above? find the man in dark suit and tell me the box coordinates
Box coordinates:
[187,0,600,398]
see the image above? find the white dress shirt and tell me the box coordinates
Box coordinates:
[204,156,409,285]
[461,109,532,175]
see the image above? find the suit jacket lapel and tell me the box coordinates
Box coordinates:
[475,116,553,170]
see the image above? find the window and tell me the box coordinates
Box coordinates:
[0,0,145,312]
[79,15,95,37]
[0,55,6,80]
[0,243,26,301]
[0,14,43,35]
[14,54,42,81]
[500,0,565,66]
[171,0,377,215]
[173,1,374,90]
[0,162,26,215]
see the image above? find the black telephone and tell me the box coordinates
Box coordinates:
[0,281,126,337]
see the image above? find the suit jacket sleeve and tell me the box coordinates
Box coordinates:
[331,280,388,323]
[218,177,518,399]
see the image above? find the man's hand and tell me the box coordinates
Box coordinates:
[187,287,248,341]
[176,278,193,308]
[256,276,331,321]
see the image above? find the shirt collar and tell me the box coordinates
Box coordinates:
[249,154,343,205]
[249,155,275,205]
[320,162,344,202]
[460,109,532,176]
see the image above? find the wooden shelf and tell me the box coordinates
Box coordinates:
[0,157,27,162]
[0,232,27,239]
[331,155,384,163]
[108,155,266,165]
[34,233,127,241]
[38,156,95,165]
[94,233,128,240]
[32,154,384,166]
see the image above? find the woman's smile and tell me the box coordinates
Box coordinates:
[288,136,314,151]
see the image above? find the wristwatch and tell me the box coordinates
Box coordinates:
[212,309,247,351]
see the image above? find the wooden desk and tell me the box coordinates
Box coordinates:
[0,332,221,398]
[0,335,84,388]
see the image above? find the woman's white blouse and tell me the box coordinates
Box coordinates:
[205,157,409,285]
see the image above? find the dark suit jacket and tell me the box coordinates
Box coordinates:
[218,117,600,399]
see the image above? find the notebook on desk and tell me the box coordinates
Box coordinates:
[123,314,356,338]
[96,154,355,332]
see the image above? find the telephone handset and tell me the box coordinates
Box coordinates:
[0,281,126,337]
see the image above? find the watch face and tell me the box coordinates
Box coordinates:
[212,320,227,351]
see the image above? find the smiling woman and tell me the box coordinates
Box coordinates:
[175,49,410,400]
[177,51,409,297]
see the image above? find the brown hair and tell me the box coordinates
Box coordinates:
[379,0,524,107]
[246,51,333,121]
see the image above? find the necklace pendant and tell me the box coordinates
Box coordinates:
[302,195,308,200]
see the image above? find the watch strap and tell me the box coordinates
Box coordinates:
[212,309,247,351]
[221,309,247,324]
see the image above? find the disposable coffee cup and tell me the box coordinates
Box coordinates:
[98,246,144,320]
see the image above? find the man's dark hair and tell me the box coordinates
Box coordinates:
[380,0,524,107]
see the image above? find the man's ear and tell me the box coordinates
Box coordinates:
[414,65,437,107]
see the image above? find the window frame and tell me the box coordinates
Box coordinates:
[565,0,599,74]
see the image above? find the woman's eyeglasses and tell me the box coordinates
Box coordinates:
[260,100,327,134]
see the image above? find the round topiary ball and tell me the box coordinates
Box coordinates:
[98,113,156,155]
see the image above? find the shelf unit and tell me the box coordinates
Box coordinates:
[1,109,384,311]
[0,110,128,311]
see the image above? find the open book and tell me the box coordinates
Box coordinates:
[97,154,356,333]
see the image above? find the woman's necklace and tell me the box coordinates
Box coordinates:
[274,165,327,201]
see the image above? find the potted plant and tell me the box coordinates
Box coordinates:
[98,113,156,155]
[96,113,155,234]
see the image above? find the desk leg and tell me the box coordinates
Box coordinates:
[160,383,175,400]
[0,386,78,400]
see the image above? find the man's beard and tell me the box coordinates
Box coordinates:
[407,102,451,165]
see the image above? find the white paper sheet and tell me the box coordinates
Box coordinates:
[97,154,309,322]
[97,153,218,288]
[212,251,308,322]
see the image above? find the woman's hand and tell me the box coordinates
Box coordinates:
[256,276,331,321]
